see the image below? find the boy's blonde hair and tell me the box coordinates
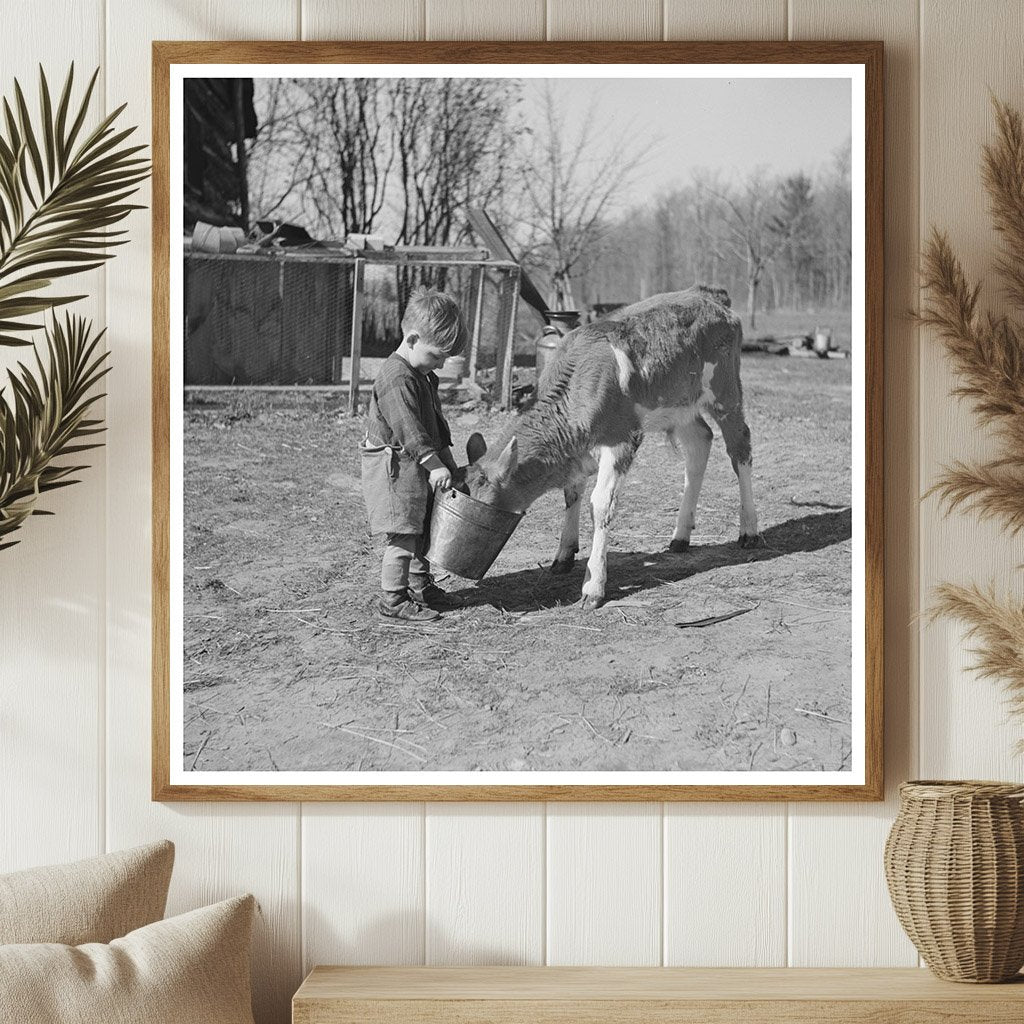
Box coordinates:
[401,286,468,356]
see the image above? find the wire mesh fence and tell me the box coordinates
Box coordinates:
[183,251,521,390]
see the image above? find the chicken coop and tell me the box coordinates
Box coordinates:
[183,244,523,409]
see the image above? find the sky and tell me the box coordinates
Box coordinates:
[521,76,852,209]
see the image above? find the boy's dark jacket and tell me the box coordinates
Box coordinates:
[361,352,453,535]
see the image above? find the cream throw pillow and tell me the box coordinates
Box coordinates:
[0,894,256,1024]
[0,840,174,945]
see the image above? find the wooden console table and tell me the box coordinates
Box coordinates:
[293,966,1024,1022]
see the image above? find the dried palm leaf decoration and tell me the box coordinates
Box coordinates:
[918,97,1024,720]
[0,65,149,550]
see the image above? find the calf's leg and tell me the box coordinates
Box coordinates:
[708,350,759,546]
[668,415,713,552]
[551,484,582,574]
[709,406,759,547]
[580,443,634,610]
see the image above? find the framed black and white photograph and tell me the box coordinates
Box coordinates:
[152,41,883,801]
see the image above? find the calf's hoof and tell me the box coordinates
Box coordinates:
[738,532,761,549]
[667,538,690,553]
[580,593,604,611]
[549,553,576,575]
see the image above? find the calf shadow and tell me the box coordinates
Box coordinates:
[459,508,852,612]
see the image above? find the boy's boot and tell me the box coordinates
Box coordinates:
[408,579,465,611]
[379,593,442,623]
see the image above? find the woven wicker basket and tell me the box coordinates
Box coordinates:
[884,780,1024,982]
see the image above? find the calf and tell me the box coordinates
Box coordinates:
[460,285,759,609]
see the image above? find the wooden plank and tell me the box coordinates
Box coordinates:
[293,967,1024,1021]
[294,998,1024,1024]
[500,267,521,409]
[664,0,786,39]
[0,0,106,876]
[547,0,662,41]
[302,0,424,39]
[295,966,1024,1000]
[425,0,544,40]
[787,0,921,970]
[424,804,544,965]
[303,805,425,970]
[918,1,1024,775]
[546,805,661,965]
[106,6,302,1024]
[467,265,485,381]
[663,805,786,966]
[348,258,365,414]
[466,207,548,317]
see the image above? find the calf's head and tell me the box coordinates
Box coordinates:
[455,432,522,512]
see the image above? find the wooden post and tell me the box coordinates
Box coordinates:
[331,262,346,384]
[277,261,286,382]
[500,266,520,409]
[467,265,485,382]
[232,79,250,231]
[348,258,365,415]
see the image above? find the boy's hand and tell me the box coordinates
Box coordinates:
[429,466,453,490]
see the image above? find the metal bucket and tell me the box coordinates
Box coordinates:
[426,487,524,580]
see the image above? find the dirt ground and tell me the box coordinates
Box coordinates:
[182,351,854,774]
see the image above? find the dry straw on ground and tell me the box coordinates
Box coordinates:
[918,97,1024,721]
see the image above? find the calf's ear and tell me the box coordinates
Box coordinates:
[494,436,518,479]
[466,432,487,464]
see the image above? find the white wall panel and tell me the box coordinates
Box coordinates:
[547,804,661,964]
[918,0,1024,780]
[103,5,302,1022]
[664,805,786,966]
[303,0,424,39]
[426,0,544,40]
[425,803,544,964]
[664,0,786,40]
[547,0,661,41]
[787,0,921,968]
[303,805,425,969]
[0,0,106,875]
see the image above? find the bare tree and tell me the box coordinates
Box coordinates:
[389,78,521,247]
[247,79,394,240]
[517,83,657,310]
[774,172,816,307]
[713,168,806,330]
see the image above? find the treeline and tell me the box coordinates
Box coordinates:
[578,151,853,327]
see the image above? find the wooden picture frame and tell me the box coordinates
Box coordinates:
[153,40,883,801]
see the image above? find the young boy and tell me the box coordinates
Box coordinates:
[360,287,468,622]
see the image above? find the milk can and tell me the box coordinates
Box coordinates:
[535,310,580,385]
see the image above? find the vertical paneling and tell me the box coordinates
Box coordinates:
[788,0,921,968]
[425,804,544,964]
[547,0,661,40]
[103,4,302,1023]
[918,0,1024,778]
[303,805,425,969]
[0,0,106,874]
[425,0,544,40]
[664,805,786,965]
[547,804,661,964]
[664,0,786,40]
[302,0,425,39]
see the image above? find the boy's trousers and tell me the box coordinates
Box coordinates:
[382,532,430,600]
